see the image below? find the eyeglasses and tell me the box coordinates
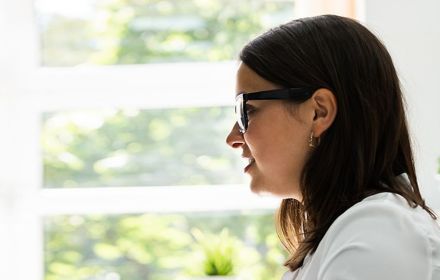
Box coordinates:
[235,87,317,133]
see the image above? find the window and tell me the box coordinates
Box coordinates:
[0,0,302,279]
[35,0,297,66]
[0,0,359,279]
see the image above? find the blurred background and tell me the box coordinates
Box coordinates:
[0,0,439,279]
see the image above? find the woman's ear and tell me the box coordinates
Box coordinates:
[311,88,337,137]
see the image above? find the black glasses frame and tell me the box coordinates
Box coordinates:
[235,87,317,133]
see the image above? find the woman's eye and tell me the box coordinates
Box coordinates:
[246,105,256,116]
[246,108,255,115]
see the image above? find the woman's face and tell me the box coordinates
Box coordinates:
[226,63,315,200]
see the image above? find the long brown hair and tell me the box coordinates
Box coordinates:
[239,15,437,270]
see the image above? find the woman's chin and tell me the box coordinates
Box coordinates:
[249,181,274,196]
[249,180,299,199]
[249,180,263,194]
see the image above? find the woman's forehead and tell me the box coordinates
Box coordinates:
[236,63,279,96]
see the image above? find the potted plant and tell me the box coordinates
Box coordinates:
[183,228,240,280]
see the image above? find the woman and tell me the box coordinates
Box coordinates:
[226,15,440,280]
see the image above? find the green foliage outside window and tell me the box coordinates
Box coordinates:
[37,0,295,66]
[45,212,287,280]
[42,107,241,188]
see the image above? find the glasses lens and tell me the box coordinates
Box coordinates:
[235,95,245,133]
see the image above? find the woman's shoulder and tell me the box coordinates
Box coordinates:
[280,192,440,280]
[330,192,438,236]
[313,191,440,279]
[323,192,440,248]
[300,193,440,279]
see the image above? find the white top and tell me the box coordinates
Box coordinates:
[281,191,440,280]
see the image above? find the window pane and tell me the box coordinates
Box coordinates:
[34,0,296,66]
[42,107,242,188]
[44,211,287,280]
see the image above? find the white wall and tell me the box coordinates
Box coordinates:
[363,0,440,210]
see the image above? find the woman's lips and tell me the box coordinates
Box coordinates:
[244,158,255,172]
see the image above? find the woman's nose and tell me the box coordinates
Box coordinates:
[226,122,245,148]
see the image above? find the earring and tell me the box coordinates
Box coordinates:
[308,132,320,148]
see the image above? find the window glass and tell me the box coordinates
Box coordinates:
[34,0,296,66]
[44,211,287,280]
[42,107,242,188]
